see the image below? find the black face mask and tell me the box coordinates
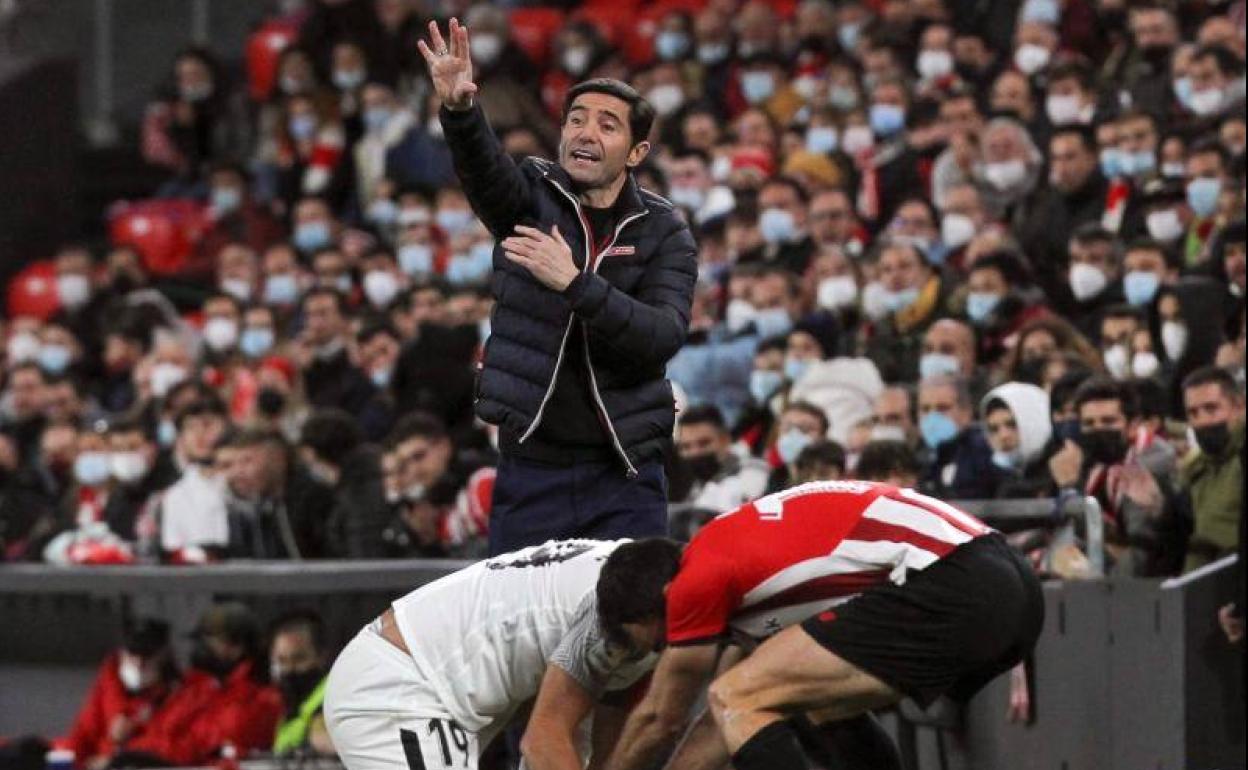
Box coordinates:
[685,453,722,482]
[1016,357,1047,386]
[1140,44,1173,67]
[1193,422,1232,457]
[256,388,286,417]
[1078,429,1128,465]
[278,668,325,715]
[191,642,237,679]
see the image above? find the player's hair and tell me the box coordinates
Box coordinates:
[856,440,922,482]
[563,78,656,147]
[597,538,683,647]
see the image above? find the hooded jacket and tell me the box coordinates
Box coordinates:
[980,382,1054,498]
[440,103,697,475]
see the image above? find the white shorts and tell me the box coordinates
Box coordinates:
[325,625,485,770]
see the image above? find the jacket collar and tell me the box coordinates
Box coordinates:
[541,159,647,219]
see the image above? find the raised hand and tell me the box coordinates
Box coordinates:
[417,18,478,111]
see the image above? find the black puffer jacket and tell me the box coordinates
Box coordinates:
[440,104,697,475]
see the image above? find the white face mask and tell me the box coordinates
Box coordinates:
[724,298,758,333]
[816,276,858,311]
[1045,93,1083,125]
[647,84,685,116]
[1145,208,1184,242]
[363,270,400,308]
[1131,351,1160,379]
[860,281,891,320]
[6,332,40,363]
[916,49,954,80]
[1013,43,1051,75]
[150,362,188,399]
[940,213,976,248]
[220,278,252,302]
[1103,343,1130,379]
[1188,87,1225,116]
[841,125,875,154]
[203,317,238,352]
[869,424,907,443]
[983,159,1028,191]
[57,274,92,309]
[1069,262,1108,302]
[1161,321,1188,361]
[110,451,150,484]
[470,33,503,65]
[562,46,591,76]
[118,655,145,692]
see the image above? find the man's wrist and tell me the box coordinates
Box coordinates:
[443,98,474,113]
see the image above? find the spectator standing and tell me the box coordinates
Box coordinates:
[1180,366,1245,571]
[297,409,388,558]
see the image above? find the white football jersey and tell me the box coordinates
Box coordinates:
[391,539,654,734]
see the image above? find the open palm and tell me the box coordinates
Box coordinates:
[418,18,478,110]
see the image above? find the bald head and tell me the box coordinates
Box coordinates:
[923,319,977,376]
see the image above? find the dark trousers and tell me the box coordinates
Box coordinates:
[487,455,668,555]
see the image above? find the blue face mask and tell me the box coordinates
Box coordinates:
[752,307,793,339]
[446,243,493,286]
[1021,0,1061,24]
[966,292,1002,324]
[239,327,275,359]
[869,104,906,137]
[157,419,178,448]
[288,114,317,142]
[750,369,784,404]
[294,221,331,253]
[777,429,814,465]
[264,274,299,306]
[398,244,434,276]
[38,344,73,375]
[759,208,798,244]
[991,449,1021,471]
[370,367,393,389]
[883,286,920,313]
[806,126,839,154]
[919,352,960,380]
[74,452,111,487]
[1123,270,1161,306]
[363,106,392,133]
[784,357,812,383]
[368,198,398,226]
[654,31,690,61]
[1186,177,1222,218]
[1173,76,1193,108]
[436,209,474,236]
[838,22,862,52]
[920,410,959,450]
[740,71,776,104]
[1123,150,1155,176]
[1099,147,1124,179]
[211,186,242,215]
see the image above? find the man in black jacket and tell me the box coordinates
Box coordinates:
[420,19,697,554]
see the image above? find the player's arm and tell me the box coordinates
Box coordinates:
[586,699,629,770]
[521,664,596,770]
[663,644,746,770]
[601,643,720,770]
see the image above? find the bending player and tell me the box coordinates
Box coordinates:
[324,538,681,770]
[602,481,1045,770]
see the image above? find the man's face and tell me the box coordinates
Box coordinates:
[294,199,333,229]
[111,429,154,464]
[941,184,984,224]
[667,156,711,194]
[179,414,225,463]
[968,266,1007,297]
[940,96,982,139]
[984,405,1020,453]
[991,72,1032,118]
[204,297,240,326]
[1131,8,1177,50]
[874,388,915,434]
[1069,238,1119,281]
[1124,248,1168,281]
[786,331,823,362]
[395,435,451,490]
[1185,381,1242,431]
[1118,116,1158,155]
[918,383,970,429]
[45,382,82,423]
[809,191,854,245]
[1079,399,1128,437]
[677,422,728,461]
[758,183,807,230]
[271,628,322,677]
[218,245,257,283]
[1049,134,1096,194]
[359,332,400,376]
[777,408,823,439]
[303,295,344,344]
[1225,242,1247,291]
[1101,315,1139,347]
[750,273,794,314]
[1185,150,1226,186]
[922,322,974,375]
[7,369,45,418]
[560,93,648,190]
[877,245,926,292]
[313,251,350,288]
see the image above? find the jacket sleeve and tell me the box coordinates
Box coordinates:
[60,657,115,762]
[438,104,534,239]
[563,221,697,368]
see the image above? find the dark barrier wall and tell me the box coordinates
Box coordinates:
[1,559,1243,769]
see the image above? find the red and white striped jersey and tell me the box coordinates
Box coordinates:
[666,481,991,644]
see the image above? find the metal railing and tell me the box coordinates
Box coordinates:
[953,495,1105,577]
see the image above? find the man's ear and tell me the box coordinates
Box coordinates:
[627,141,652,169]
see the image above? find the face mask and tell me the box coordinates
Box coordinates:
[288,114,317,141]
[697,42,730,65]
[669,185,706,211]
[118,656,147,693]
[277,668,325,713]
[363,106,393,134]
[1069,262,1108,302]
[860,281,891,320]
[983,159,1028,191]
[471,33,503,65]
[784,357,812,383]
[966,291,1002,324]
[1099,147,1124,179]
[332,68,365,91]
[154,419,177,448]
[919,352,961,380]
[191,641,235,679]
[211,186,242,216]
[1193,422,1232,456]
[793,75,819,101]
[1172,76,1193,108]
[1131,351,1160,378]
[203,317,239,352]
[655,31,690,61]
[685,452,721,482]
[806,126,839,154]
[828,83,860,111]
[562,46,591,76]
[1161,321,1188,361]
[1186,177,1222,218]
[869,104,905,137]
[777,428,814,465]
[368,198,398,227]
[1045,93,1083,125]
[710,154,732,182]
[446,245,494,286]
[992,449,1022,470]
[870,424,907,443]
[398,243,435,276]
[816,276,857,310]
[740,71,777,104]
[327,274,351,295]
[74,451,111,486]
[436,209,474,236]
[264,273,300,305]
[940,213,976,249]
[1078,429,1128,465]
[363,270,400,307]
[917,50,954,80]
[920,411,959,450]
[179,82,213,103]
[297,221,333,253]
[1121,150,1155,177]
[837,22,862,52]
[150,363,188,399]
[7,332,40,363]
[1013,43,1051,75]
[279,74,306,95]
[111,451,150,484]
[256,387,286,417]
[1188,87,1225,116]
[883,286,920,314]
[57,274,91,309]
[759,208,798,244]
[749,369,783,403]
[841,125,874,154]
[1103,343,1130,379]
[1146,208,1184,242]
[220,278,252,302]
[240,327,274,359]
[647,84,685,117]
[1022,0,1061,23]
[1161,161,1186,179]
[753,307,793,339]
[38,344,72,375]
[725,298,757,333]
[1123,270,1161,307]
[371,366,393,389]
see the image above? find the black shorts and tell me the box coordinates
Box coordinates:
[800,533,1044,708]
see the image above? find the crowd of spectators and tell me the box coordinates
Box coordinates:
[0,0,1244,584]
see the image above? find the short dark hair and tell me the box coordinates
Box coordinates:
[1182,365,1241,400]
[1188,137,1231,170]
[1051,368,1093,414]
[357,317,400,346]
[795,440,846,476]
[302,286,350,317]
[1047,59,1094,91]
[175,394,228,430]
[678,404,726,431]
[761,176,810,205]
[270,608,327,655]
[597,538,683,647]
[563,78,656,146]
[385,410,447,450]
[784,400,830,436]
[1073,376,1138,421]
[856,440,922,482]
[1051,125,1097,154]
[227,426,287,451]
[299,408,363,466]
[1193,44,1244,78]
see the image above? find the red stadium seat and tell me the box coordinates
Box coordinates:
[572,4,636,47]
[5,260,60,320]
[508,7,566,68]
[245,19,299,102]
[109,199,211,278]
